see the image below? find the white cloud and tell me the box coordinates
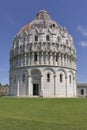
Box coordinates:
[77,25,87,37]
[78,41,87,47]
[77,25,87,47]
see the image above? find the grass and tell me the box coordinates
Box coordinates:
[0,98,87,130]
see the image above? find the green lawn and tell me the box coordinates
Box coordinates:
[0,98,87,130]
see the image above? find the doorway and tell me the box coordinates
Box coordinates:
[33,84,39,95]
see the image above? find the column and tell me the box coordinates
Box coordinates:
[57,53,59,66]
[19,55,21,66]
[26,54,28,65]
[55,53,57,66]
[66,55,68,67]
[21,54,22,66]
[37,52,39,65]
[49,52,51,65]
[73,77,75,97]
[73,76,77,97]
[69,56,70,68]
[65,76,67,97]
[53,52,56,65]
[61,54,63,66]
[40,74,43,97]
[31,52,34,65]
[54,75,56,97]
[50,52,53,65]
[59,53,61,66]
[30,53,31,65]
[41,52,43,65]
[64,55,66,67]
[28,74,32,96]
[28,53,30,65]
[62,54,64,66]
[17,79,19,96]
[67,56,69,68]
[25,53,27,66]
[46,52,48,65]
[70,57,72,69]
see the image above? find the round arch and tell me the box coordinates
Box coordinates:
[68,70,74,78]
[31,69,41,96]
[43,67,56,75]
[57,69,67,77]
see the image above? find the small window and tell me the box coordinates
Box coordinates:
[29,43,32,50]
[53,24,55,28]
[23,74,25,83]
[46,35,50,41]
[58,36,61,42]
[56,53,58,61]
[20,45,22,49]
[66,39,68,43]
[69,75,71,83]
[81,89,84,95]
[35,35,38,41]
[47,73,50,82]
[50,24,55,28]
[34,53,37,61]
[60,74,63,83]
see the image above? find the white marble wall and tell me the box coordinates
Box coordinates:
[9,67,76,97]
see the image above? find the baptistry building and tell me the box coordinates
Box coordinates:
[9,10,77,97]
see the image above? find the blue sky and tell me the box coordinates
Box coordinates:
[0,0,87,84]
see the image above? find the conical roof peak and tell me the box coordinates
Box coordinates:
[35,10,51,20]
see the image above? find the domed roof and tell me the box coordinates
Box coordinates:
[19,10,55,33]
[11,10,76,54]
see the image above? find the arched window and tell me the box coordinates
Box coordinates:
[34,53,37,61]
[47,73,50,82]
[60,74,63,83]
[46,35,50,41]
[35,35,38,41]
[56,53,58,61]
[69,75,71,83]
[23,74,25,83]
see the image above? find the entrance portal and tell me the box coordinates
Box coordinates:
[33,84,39,95]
